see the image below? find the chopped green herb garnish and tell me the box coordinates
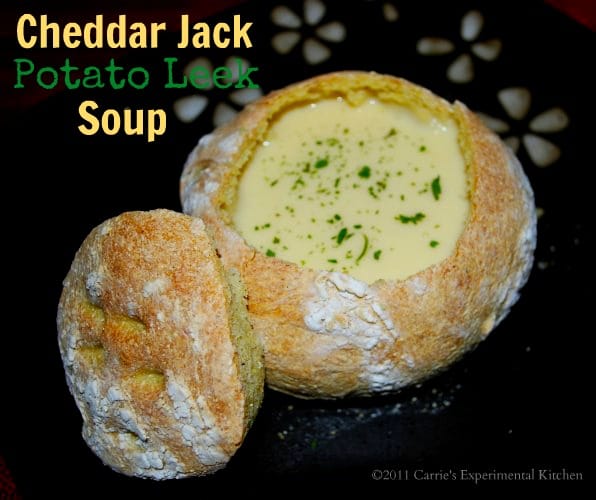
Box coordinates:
[396,213,426,224]
[315,158,329,169]
[327,138,339,146]
[356,234,369,263]
[368,186,378,199]
[358,140,365,147]
[334,177,341,188]
[384,128,397,139]
[270,179,278,187]
[266,249,276,257]
[273,237,280,244]
[353,224,362,229]
[291,177,305,190]
[373,250,382,260]
[358,165,371,178]
[431,176,441,201]
[430,240,440,248]
[419,145,427,152]
[337,228,348,245]
[328,259,338,264]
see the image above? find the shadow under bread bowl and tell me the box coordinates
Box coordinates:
[57,210,264,479]
[180,71,537,399]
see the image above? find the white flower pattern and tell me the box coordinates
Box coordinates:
[271,0,347,64]
[173,57,263,127]
[477,87,569,167]
[170,5,571,172]
[364,0,399,22]
[417,10,502,83]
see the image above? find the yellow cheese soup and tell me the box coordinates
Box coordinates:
[233,97,469,283]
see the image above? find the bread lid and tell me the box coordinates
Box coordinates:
[57,209,264,478]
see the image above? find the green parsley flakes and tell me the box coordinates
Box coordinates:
[315,158,329,169]
[358,165,371,178]
[396,213,426,224]
[356,234,369,263]
[431,176,441,201]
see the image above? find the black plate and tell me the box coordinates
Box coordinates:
[2,0,592,493]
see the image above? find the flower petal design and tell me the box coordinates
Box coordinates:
[213,102,238,127]
[315,21,346,42]
[229,88,263,106]
[303,37,331,64]
[271,5,302,28]
[173,95,208,123]
[504,136,521,153]
[471,39,502,61]
[447,53,474,83]
[476,112,510,133]
[529,107,569,133]
[272,31,301,54]
[523,134,561,167]
[304,0,326,26]
[498,87,531,120]
[416,37,455,55]
[383,3,399,22]
[184,57,214,90]
[461,10,483,42]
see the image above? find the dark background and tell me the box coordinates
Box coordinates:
[1,0,593,495]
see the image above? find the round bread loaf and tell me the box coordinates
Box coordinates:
[57,209,264,479]
[180,71,537,399]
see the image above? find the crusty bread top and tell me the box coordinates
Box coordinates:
[180,72,536,398]
[57,209,264,477]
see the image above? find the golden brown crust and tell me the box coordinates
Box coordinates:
[180,71,536,398]
[57,210,264,478]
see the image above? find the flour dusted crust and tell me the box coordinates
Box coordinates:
[57,210,264,478]
[180,71,537,398]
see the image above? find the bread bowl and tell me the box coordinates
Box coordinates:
[57,209,264,478]
[180,71,537,399]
